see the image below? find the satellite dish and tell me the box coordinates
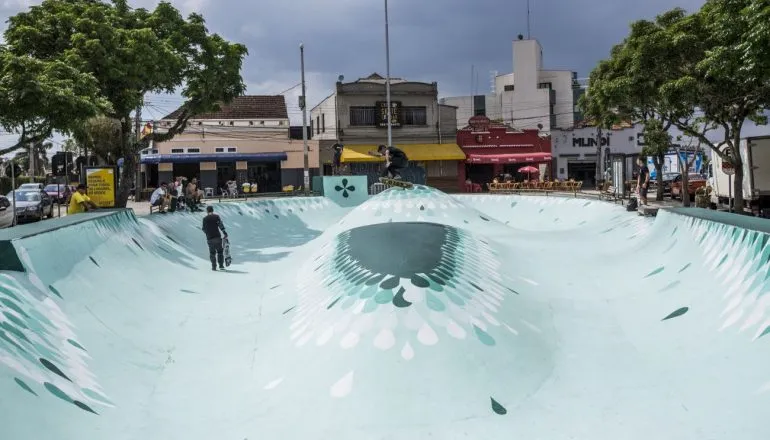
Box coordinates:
[338,75,344,82]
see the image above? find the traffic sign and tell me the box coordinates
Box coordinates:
[722,160,735,175]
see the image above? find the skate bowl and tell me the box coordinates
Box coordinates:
[1,186,769,439]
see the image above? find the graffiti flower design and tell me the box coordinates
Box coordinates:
[334,178,356,198]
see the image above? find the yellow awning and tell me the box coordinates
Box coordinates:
[341,144,466,163]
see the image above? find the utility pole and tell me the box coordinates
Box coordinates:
[10,159,17,225]
[300,43,310,195]
[384,0,393,147]
[28,141,34,177]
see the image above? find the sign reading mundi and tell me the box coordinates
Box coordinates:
[85,166,118,208]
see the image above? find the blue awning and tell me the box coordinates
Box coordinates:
[140,152,288,164]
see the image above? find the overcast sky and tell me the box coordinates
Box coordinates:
[2,0,768,154]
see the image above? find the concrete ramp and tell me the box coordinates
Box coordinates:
[1,189,769,439]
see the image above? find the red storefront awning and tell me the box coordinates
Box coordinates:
[466,152,552,164]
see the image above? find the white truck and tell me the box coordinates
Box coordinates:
[710,136,770,213]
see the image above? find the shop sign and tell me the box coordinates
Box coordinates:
[572,136,610,147]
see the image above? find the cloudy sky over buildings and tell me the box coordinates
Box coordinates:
[2,0,767,151]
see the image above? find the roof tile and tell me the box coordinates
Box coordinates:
[162,95,288,120]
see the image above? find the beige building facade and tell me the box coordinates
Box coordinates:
[141,96,319,193]
[309,73,462,190]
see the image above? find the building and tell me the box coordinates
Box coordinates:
[141,95,319,193]
[551,122,644,186]
[456,115,552,189]
[442,36,584,133]
[440,95,502,128]
[309,73,463,191]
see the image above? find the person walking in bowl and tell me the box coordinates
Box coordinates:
[202,205,228,271]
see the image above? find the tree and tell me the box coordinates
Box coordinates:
[13,140,52,176]
[659,0,770,212]
[640,120,671,202]
[3,0,248,206]
[581,9,697,203]
[0,47,109,157]
[73,116,124,164]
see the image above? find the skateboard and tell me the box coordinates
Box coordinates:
[223,237,232,267]
[379,177,414,189]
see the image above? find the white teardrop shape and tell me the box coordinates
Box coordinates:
[330,371,354,398]
[263,377,283,390]
[482,311,500,326]
[295,331,314,347]
[446,319,467,339]
[373,328,396,350]
[316,326,335,346]
[417,323,438,346]
[401,342,415,360]
[340,332,360,349]
[504,324,519,335]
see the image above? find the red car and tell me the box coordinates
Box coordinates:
[670,173,707,199]
[44,184,76,203]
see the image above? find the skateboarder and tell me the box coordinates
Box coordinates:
[202,205,228,271]
[369,144,408,179]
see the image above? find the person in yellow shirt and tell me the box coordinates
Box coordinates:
[68,184,98,215]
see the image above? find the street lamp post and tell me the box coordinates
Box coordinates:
[10,160,17,226]
[384,0,392,147]
[300,43,310,195]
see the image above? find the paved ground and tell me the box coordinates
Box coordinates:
[2,188,768,439]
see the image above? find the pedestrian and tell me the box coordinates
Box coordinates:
[68,183,98,215]
[332,143,344,175]
[636,156,650,205]
[202,205,228,271]
[150,182,169,213]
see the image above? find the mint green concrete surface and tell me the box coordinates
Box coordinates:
[1,186,769,440]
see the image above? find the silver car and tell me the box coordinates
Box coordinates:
[7,190,54,223]
[18,183,45,191]
[0,195,14,228]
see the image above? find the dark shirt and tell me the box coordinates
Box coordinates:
[638,166,650,185]
[333,149,342,166]
[202,213,226,240]
[387,147,406,160]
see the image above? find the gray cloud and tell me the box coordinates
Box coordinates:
[3,0,768,152]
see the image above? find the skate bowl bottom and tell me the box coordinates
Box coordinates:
[0,188,769,440]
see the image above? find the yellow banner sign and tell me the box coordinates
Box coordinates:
[85,167,117,208]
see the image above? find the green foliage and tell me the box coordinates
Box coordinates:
[585,0,770,209]
[13,141,53,176]
[640,119,671,158]
[0,48,109,156]
[73,116,124,162]
[2,0,248,206]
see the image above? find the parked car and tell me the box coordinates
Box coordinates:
[671,173,708,200]
[18,182,45,191]
[44,183,74,203]
[0,195,14,229]
[7,190,54,222]
[649,172,678,195]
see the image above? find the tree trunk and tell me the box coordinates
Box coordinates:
[118,154,135,208]
[731,130,745,213]
[653,154,664,201]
